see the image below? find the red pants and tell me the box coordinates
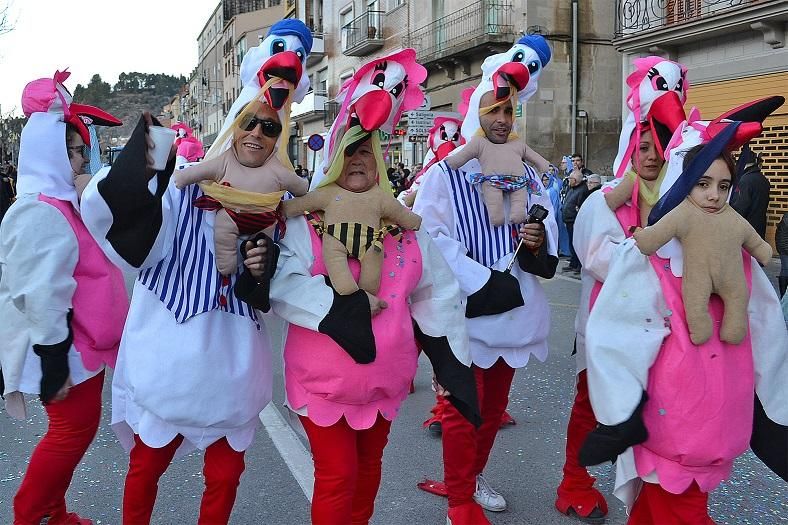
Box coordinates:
[123,434,245,525]
[555,369,608,517]
[14,371,105,525]
[300,414,392,525]
[628,481,716,525]
[442,358,515,507]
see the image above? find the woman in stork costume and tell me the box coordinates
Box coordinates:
[414,35,559,525]
[579,96,788,523]
[171,122,205,167]
[0,70,127,525]
[268,48,479,525]
[555,57,689,524]
[79,20,313,524]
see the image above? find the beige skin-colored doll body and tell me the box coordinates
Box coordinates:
[445,135,549,226]
[175,148,308,275]
[283,183,422,295]
[633,199,772,345]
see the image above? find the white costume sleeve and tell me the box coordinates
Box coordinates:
[409,229,471,365]
[81,167,181,273]
[574,189,628,283]
[585,239,670,425]
[412,163,490,296]
[0,198,77,346]
[269,216,334,329]
[748,259,788,425]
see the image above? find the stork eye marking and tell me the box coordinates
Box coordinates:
[389,80,405,98]
[511,50,525,63]
[372,72,386,88]
[295,47,306,62]
[452,132,460,141]
[527,61,540,74]
[647,67,669,91]
[374,62,388,71]
[271,38,286,55]
[675,77,684,92]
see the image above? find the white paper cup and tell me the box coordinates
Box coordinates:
[148,126,177,171]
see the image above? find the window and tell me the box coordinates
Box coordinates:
[316,68,328,95]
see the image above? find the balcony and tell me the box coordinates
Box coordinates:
[403,1,515,66]
[613,0,788,51]
[307,33,325,66]
[342,10,385,56]
[291,91,327,122]
[324,100,340,127]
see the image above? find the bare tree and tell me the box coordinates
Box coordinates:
[0,1,14,37]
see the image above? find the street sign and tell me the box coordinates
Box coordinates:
[408,135,427,143]
[307,134,324,151]
[407,126,432,136]
[417,94,431,111]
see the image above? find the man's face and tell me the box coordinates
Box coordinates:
[478,91,513,144]
[572,156,583,170]
[336,140,378,193]
[569,171,583,187]
[232,102,281,168]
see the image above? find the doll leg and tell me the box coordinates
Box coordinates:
[359,248,384,296]
[214,210,241,276]
[508,188,528,225]
[323,235,359,295]
[682,272,713,346]
[718,280,749,345]
[481,183,505,226]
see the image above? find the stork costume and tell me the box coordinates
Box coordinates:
[79,20,312,524]
[413,35,559,525]
[580,97,788,524]
[556,57,689,523]
[0,70,126,525]
[270,49,479,525]
[171,122,205,166]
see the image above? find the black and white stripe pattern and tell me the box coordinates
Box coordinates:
[138,184,259,327]
[445,162,539,268]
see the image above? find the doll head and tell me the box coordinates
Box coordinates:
[231,99,282,168]
[683,144,735,213]
[335,135,378,193]
[478,90,514,144]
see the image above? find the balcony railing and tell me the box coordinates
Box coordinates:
[291,91,327,122]
[342,10,385,56]
[324,101,340,127]
[615,0,767,37]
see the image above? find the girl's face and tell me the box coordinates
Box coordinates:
[66,131,88,176]
[542,174,550,187]
[689,158,732,213]
[634,130,663,181]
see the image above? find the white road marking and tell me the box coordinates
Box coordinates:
[260,404,314,502]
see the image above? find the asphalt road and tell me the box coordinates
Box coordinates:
[1,260,786,524]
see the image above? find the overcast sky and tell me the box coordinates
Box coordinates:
[0,0,223,116]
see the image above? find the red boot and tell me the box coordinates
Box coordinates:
[446,501,491,525]
[499,410,516,428]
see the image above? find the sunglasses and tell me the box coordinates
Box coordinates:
[239,116,282,137]
[67,145,89,158]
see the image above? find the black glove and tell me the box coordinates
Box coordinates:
[579,392,648,466]
[234,232,280,312]
[465,269,524,318]
[517,239,558,278]
[33,310,74,404]
[318,277,376,364]
[751,394,788,482]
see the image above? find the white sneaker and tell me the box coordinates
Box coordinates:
[473,473,507,512]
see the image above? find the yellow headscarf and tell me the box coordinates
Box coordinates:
[318,124,392,194]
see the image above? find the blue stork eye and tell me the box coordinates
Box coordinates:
[295,47,306,63]
[271,38,286,55]
[527,60,540,74]
[511,50,525,62]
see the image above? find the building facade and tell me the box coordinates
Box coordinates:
[613,0,788,245]
[287,0,621,175]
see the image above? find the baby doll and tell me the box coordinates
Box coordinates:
[444,131,549,226]
[633,147,772,345]
[175,113,308,275]
[283,130,422,295]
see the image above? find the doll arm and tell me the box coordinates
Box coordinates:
[523,142,551,173]
[173,155,224,188]
[276,167,309,197]
[281,186,331,217]
[632,203,685,255]
[741,224,773,265]
[444,136,481,170]
[381,190,422,230]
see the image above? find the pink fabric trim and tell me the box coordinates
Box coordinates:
[284,225,423,430]
[38,195,128,370]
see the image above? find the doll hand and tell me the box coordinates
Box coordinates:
[365,291,388,317]
[432,375,451,397]
[51,377,74,403]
